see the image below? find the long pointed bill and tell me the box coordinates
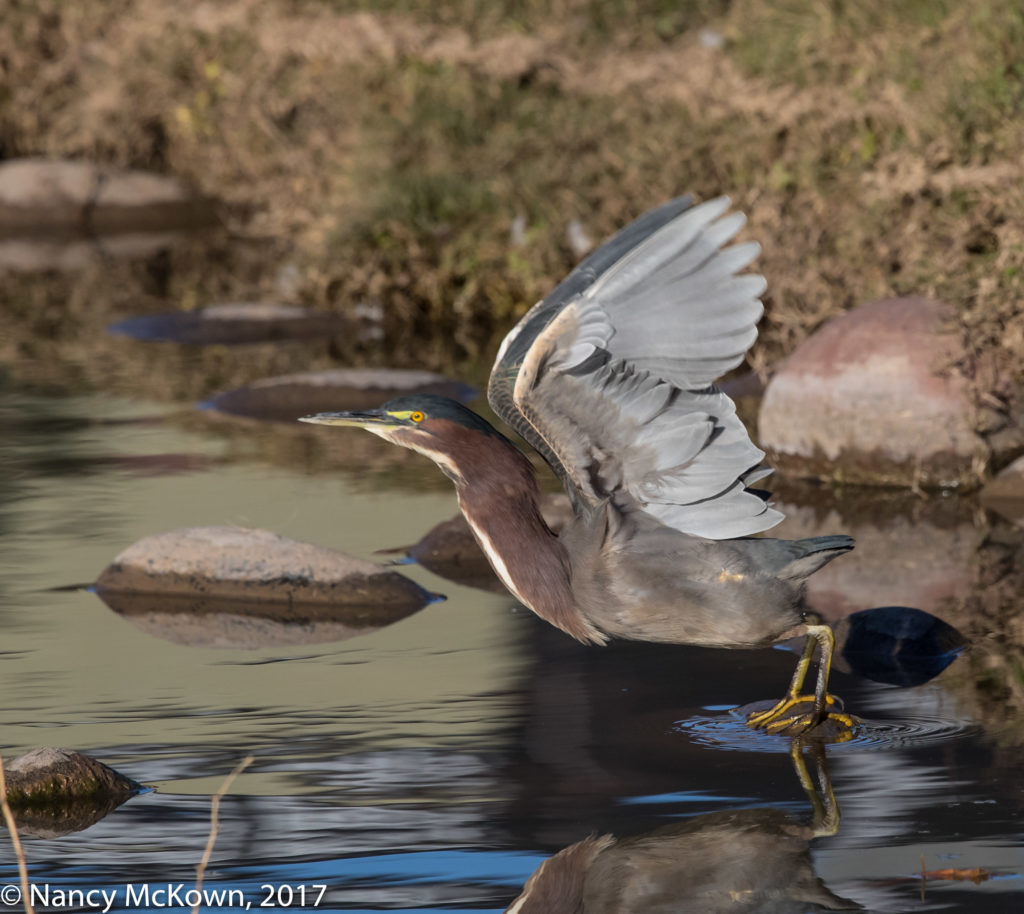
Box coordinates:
[298,410,394,429]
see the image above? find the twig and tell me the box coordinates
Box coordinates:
[192,755,254,914]
[0,754,36,914]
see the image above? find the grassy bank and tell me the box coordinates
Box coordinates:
[2,0,1023,399]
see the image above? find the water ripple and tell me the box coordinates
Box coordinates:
[675,709,976,753]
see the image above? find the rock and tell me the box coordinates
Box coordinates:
[758,298,986,489]
[0,158,217,234]
[832,606,967,687]
[95,590,426,649]
[3,747,141,804]
[980,454,1024,527]
[203,368,477,423]
[3,748,142,836]
[95,526,438,610]
[404,493,573,591]
[109,302,350,346]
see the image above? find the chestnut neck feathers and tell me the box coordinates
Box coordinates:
[432,418,603,644]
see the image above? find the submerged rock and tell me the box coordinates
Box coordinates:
[96,526,437,610]
[3,747,142,837]
[0,158,217,233]
[759,298,986,489]
[109,302,350,346]
[204,368,477,423]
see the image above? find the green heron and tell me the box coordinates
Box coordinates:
[301,196,855,735]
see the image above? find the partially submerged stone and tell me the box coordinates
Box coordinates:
[0,158,217,234]
[833,606,967,687]
[980,454,1024,527]
[96,526,437,611]
[404,493,573,591]
[3,748,142,836]
[203,368,477,423]
[109,303,350,346]
[759,298,986,489]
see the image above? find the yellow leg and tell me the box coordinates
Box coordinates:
[747,633,816,727]
[747,624,857,736]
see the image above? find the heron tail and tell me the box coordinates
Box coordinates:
[776,535,855,582]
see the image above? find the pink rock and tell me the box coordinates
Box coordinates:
[759,298,985,489]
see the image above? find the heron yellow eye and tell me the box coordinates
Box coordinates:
[411,411,424,423]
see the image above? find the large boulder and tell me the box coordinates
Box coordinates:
[758,298,986,489]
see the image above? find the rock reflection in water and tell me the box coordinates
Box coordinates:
[95,590,428,649]
[505,744,858,913]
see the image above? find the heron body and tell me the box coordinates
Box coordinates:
[302,195,856,734]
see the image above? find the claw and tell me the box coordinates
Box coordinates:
[755,698,859,740]
[748,693,842,729]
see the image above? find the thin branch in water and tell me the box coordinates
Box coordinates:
[192,755,254,914]
[0,754,37,914]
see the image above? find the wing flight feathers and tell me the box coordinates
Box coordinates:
[489,196,781,539]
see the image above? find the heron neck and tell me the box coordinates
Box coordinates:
[452,442,603,644]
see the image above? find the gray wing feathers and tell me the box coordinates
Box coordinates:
[497,195,781,539]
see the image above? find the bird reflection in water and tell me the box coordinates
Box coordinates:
[504,742,858,913]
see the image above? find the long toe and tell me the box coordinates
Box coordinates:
[746,694,856,740]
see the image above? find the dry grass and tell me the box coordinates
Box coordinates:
[1,0,1023,418]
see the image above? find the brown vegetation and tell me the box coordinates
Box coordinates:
[1,0,1023,413]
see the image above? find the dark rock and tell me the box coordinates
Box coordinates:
[759,298,986,489]
[109,302,350,346]
[203,368,477,423]
[404,493,573,591]
[3,748,142,836]
[96,590,426,649]
[833,606,967,687]
[0,159,217,234]
[95,526,437,611]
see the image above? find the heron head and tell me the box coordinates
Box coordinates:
[299,394,503,481]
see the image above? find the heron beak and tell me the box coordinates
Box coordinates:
[298,409,394,429]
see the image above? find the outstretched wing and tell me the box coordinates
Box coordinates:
[487,196,783,540]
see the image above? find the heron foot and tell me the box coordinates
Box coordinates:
[746,692,842,728]
[746,694,858,739]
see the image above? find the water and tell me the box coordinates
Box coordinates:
[2,382,1024,912]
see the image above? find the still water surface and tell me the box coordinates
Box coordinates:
[1,387,1023,912]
